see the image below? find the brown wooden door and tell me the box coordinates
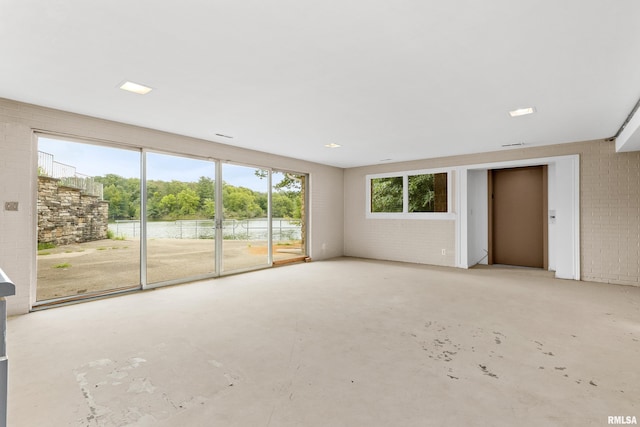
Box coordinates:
[489,166,547,268]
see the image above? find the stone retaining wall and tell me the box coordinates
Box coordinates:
[38,176,109,245]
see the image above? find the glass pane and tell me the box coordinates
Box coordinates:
[36,137,141,301]
[272,171,306,263]
[371,176,403,212]
[222,164,269,272]
[146,152,216,284]
[408,173,448,212]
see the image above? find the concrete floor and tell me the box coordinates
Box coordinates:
[7,258,640,426]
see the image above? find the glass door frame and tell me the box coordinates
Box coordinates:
[270,169,309,264]
[35,136,309,303]
[216,160,274,276]
[34,133,144,306]
[141,149,219,290]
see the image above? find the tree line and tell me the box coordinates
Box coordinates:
[95,174,302,221]
[371,173,447,213]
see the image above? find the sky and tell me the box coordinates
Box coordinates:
[38,137,288,191]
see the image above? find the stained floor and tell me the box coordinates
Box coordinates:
[8,258,640,426]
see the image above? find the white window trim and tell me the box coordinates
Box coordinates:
[366,167,455,220]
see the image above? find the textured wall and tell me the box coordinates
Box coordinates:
[37,176,109,245]
[0,97,344,314]
[344,139,640,287]
[580,142,640,285]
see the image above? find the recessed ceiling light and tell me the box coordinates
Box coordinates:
[119,81,153,95]
[508,107,536,117]
[324,143,341,148]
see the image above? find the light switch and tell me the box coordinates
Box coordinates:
[4,202,18,211]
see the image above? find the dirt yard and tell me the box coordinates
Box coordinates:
[37,238,303,301]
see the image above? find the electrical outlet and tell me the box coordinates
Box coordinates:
[441,249,446,255]
[4,202,18,211]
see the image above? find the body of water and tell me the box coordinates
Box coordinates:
[110,218,301,241]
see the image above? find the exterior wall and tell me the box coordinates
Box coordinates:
[0,98,344,315]
[344,139,640,287]
[37,176,109,245]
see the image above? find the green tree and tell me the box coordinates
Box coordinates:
[202,198,215,218]
[371,177,403,212]
[159,194,178,218]
[97,172,308,222]
[256,170,304,219]
[272,192,295,218]
[195,176,215,208]
[103,183,126,219]
[223,185,263,218]
[408,174,435,212]
[255,192,268,213]
[165,180,188,197]
[146,181,165,220]
[176,188,200,216]
[96,174,141,220]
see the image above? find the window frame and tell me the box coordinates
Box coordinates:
[366,168,454,220]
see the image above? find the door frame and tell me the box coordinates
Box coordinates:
[215,161,310,276]
[216,161,272,276]
[457,154,580,280]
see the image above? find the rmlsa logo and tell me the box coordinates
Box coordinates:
[608,416,638,425]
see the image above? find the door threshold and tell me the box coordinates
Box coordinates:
[32,285,140,311]
[490,264,543,270]
[273,256,311,266]
[473,264,555,277]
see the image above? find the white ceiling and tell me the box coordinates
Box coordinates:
[1,1,640,168]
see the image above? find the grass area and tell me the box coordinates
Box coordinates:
[53,263,71,269]
[38,242,56,251]
[107,230,126,241]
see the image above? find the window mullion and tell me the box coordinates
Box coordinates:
[403,175,409,213]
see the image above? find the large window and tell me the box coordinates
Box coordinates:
[367,169,453,219]
[146,152,216,284]
[36,137,141,302]
[36,134,309,305]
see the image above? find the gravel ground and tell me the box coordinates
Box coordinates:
[37,238,303,301]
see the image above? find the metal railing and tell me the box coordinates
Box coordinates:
[110,218,301,241]
[58,176,104,200]
[0,268,15,427]
[38,151,103,199]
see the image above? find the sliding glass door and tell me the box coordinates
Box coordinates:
[36,137,141,302]
[145,152,216,284]
[36,136,309,304]
[272,171,307,264]
[221,163,270,273]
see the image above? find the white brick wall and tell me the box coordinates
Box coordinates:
[345,139,640,287]
[0,98,344,315]
[579,142,640,285]
[0,122,36,314]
